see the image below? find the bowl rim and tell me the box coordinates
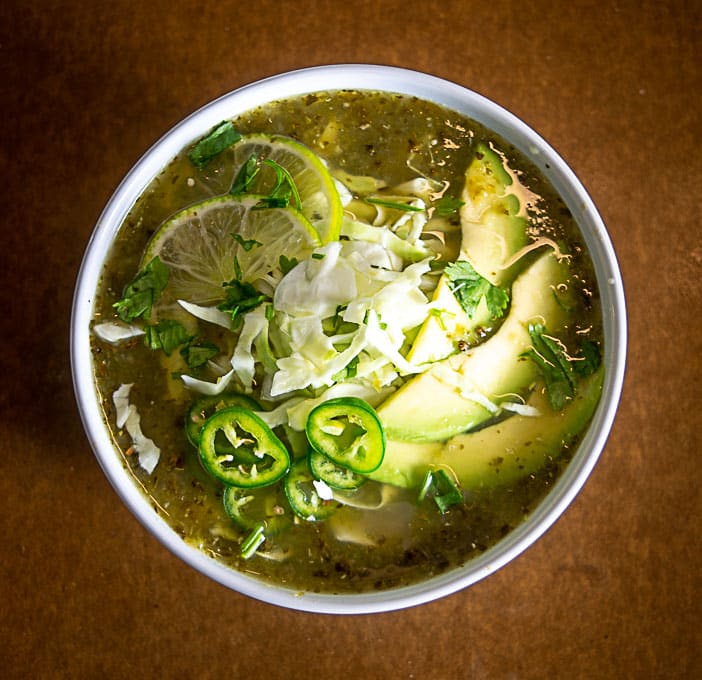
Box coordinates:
[71,63,627,614]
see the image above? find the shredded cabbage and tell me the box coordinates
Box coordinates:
[93,321,145,343]
[178,299,232,328]
[112,384,160,473]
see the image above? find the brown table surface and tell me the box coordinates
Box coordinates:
[2,0,699,677]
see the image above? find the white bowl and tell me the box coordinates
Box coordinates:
[71,64,627,614]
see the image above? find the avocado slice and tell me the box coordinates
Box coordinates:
[407,143,530,366]
[369,367,603,489]
[377,250,571,442]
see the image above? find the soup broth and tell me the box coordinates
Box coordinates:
[91,91,602,593]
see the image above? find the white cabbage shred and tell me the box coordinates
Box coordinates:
[93,321,145,344]
[177,299,232,329]
[112,384,160,474]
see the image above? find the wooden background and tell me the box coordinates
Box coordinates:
[1,1,699,677]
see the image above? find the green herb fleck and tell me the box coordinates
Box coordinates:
[188,121,242,168]
[253,159,302,210]
[143,319,190,356]
[113,256,169,322]
[523,323,601,410]
[279,254,299,274]
[434,195,465,217]
[418,469,462,513]
[311,252,325,260]
[233,233,262,251]
[365,197,424,212]
[240,522,266,559]
[230,152,260,195]
[180,339,219,369]
[444,260,509,320]
[218,278,270,322]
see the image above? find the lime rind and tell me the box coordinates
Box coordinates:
[142,194,320,314]
[231,134,343,243]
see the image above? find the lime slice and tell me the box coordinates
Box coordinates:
[142,195,320,315]
[231,134,343,243]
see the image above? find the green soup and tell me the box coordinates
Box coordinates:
[91,90,603,594]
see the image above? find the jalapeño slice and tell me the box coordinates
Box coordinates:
[198,407,290,487]
[185,392,261,448]
[308,448,366,490]
[222,484,292,535]
[283,458,338,521]
[306,397,385,474]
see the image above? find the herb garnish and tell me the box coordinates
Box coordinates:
[233,234,262,251]
[279,254,299,274]
[230,152,302,210]
[188,121,242,168]
[180,339,219,369]
[230,152,260,195]
[365,197,424,212]
[418,469,463,514]
[218,278,270,323]
[434,195,465,217]
[113,256,169,322]
[143,319,190,355]
[144,318,219,369]
[444,260,509,320]
[255,159,302,210]
[523,323,601,410]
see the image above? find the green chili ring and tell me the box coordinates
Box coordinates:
[198,407,290,488]
[283,458,337,521]
[308,448,366,490]
[185,391,261,448]
[306,397,386,474]
[222,484,292,535]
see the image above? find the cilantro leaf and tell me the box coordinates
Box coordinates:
[434,195,465,217]
[253,158,301,210]
[365,197,424,212]
[444,260,509,320]
[217,278,270,322]
[113,256,169,322]
[180,339,219,369]
[417,469,462,514]
[188,121,242,168]
[143,319,191,356]
[573,340,602,377]
[279,254,299,274]
[523,324,601,410]
[233,233,262,251]
[230,152,260,195]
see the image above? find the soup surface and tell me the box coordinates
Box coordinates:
[91,90,603,594]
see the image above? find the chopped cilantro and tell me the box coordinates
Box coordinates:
[188,121,242,168]
[311,252,325,260]
[279,254,299,274]
[240,522,266,559]
[230,152,259,195]
[418,469,462,514]
[365,197,424,212]
[523,323,601,410]
[331,355,359,382]
[434,195,465,217]
[444,260,509,320]
[143,319,190,356]
[253,159,301,210]
[233,233,262,251]
[180,339,219,369]
[113,256,169,322]
[218,278,270,322]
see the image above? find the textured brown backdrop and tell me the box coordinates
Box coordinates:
[1,1,699,677]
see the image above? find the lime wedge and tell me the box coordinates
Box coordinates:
[231,134,343,243]
[142,195,320,316]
